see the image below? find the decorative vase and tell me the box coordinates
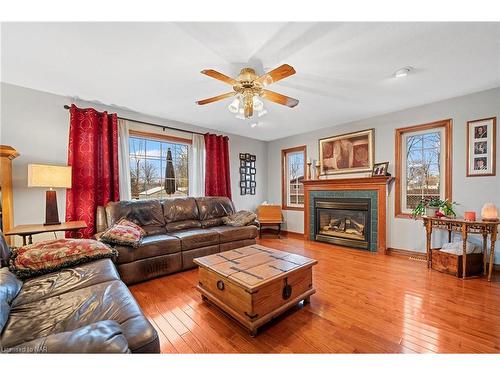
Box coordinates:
[425,207,439,217]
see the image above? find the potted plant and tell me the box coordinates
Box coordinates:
[411,198,457,218]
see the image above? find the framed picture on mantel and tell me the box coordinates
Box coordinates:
[319,128,374,176]
[466,117,496,177]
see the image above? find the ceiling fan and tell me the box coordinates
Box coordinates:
[196,64,299,119]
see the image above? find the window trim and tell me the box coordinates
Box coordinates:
[395,119,452,219]
[129,130,192,145]
[281,145,307,211]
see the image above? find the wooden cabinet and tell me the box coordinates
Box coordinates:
[0,145,19,245]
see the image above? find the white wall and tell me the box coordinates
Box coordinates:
[1,83,267,244]
[266,87,500,263]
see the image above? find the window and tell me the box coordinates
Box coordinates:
[129,131,190,199]
[282,145,306,210]
[395,119,452,217]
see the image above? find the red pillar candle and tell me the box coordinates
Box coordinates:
[464,211,476,221]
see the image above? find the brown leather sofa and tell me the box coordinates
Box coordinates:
[0,258,160,353]
[97,196,258,285]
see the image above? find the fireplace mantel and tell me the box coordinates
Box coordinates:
[304,176,394,253]
[303,176,394,188]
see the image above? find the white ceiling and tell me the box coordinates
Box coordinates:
[2,22,500,141]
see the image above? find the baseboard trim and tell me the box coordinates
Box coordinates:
[387,247,426,260]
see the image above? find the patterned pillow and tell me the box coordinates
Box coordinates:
[100,218,146,248]
[9,239,117,279]
[222,211,257,227]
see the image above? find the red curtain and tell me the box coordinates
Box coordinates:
[204,133,231,199]
[65,105,119,238]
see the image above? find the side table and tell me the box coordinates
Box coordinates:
[423,216,498,281]
[5,221,87,245]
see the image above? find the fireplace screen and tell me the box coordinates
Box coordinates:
[314,199,371,250]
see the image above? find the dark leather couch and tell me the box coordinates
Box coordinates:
[97,196,258,285]
[0,257,159,353]
[0,229,159,353]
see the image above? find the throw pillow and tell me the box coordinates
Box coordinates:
[100,218,146,248]
[222,211,257,227]
[9,239,117,279]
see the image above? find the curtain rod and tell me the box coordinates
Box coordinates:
[63,105,205,136]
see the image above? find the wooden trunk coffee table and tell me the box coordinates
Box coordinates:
[194,244,317,336]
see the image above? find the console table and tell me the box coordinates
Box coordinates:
[423,217,498,281]
[5,221,87,245]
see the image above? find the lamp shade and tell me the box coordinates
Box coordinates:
[28,164,72,188]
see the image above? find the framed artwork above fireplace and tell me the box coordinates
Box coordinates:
[318,128,374,176]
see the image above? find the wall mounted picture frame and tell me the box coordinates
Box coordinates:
[372,162,389,176]
[466,117,496,177]
[239,153,256,195]
[319,128,374,175]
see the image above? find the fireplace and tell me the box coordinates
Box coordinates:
[314,198,371,250]
[304,177,393,253]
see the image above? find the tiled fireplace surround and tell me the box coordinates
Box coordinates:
[303,177,393,253]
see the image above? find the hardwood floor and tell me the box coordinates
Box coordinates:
[129,234,500,353]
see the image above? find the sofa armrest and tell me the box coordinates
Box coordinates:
[3,320,129,353]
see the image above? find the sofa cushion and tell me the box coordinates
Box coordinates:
[195,197,235,228]
[12,259,120,307]
[114,234,181,264]
[162,197,201,232]
[100,218,146,248]
[1,279,158,353]
[211,225,258,243]
[0,267,23,332]
[9,239,117,279]
[170,228,219,251]
[105,200,167,236]
[222,211,257,227]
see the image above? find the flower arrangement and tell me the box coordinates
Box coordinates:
[411,198,457,218]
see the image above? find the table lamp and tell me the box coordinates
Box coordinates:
[28,164,72,225]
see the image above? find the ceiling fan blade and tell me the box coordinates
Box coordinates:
[256,64,296,86]
[196,92,235,105]
[261,89,299,108]
[201,69,237,85]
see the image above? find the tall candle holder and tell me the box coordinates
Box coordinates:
[315,162,321,180]
[306,161,312,180]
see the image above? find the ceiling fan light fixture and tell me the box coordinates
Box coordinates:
[253,96,264,112]
[227,98,240,114]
